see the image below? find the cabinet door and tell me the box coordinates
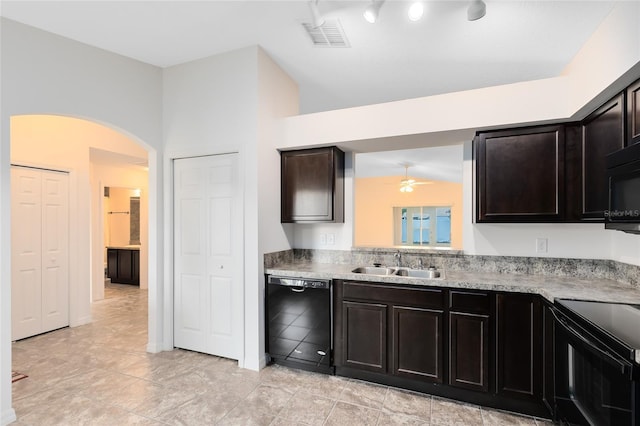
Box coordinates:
[627,78,640,146]
[392,306,443,383]
[107,249,118,280]
[117,249,134,283]
[342,300,387,373]
[132,250,140,286]
[475,125,565,222]
[580,94,625,219]
[449,312,489,392]
[281,147,344,223]
[496,294,542,402]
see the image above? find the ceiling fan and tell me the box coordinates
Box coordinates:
[399,165,432,193]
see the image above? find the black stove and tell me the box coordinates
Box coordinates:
[556,299,640,365]
[552,299,640,425]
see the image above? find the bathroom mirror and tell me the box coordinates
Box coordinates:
[104,187,141,247]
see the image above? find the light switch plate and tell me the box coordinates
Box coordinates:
[535,237,548,253]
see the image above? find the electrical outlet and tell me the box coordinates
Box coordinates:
[320,234,326,245]
[327,233,335,245]
[535,238,548,253]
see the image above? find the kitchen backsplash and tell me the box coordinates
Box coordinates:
[264,248,640,289]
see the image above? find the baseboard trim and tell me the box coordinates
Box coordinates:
[146,341,164,353]
[1,408,17,426]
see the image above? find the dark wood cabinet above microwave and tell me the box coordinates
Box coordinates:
[573,93,625,220]
[626,78,640,146]
[280,146,344,223]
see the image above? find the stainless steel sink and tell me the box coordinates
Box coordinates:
[395,268,442,279]
[352,266,397,276]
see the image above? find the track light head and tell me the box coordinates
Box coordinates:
[467,0,486,21]
[408,2,424,22]
[308,0,325,28]
[364,0,383,24]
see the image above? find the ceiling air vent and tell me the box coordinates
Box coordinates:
[302,20,350,48]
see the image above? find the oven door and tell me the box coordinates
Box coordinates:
[553,308,638,425]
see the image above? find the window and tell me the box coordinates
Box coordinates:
[394,206,451,247]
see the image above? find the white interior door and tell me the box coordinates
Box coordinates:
[11,166,69,340]
[40,170,70,332]
[173,154,242,360]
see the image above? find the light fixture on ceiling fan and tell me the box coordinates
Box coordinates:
[399,165,432,193]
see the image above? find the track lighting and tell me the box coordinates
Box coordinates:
[467,0,486,21]
[407,2,424,22]
[308,0,325,28]
[363,0,383,24]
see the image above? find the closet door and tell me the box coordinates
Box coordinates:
[11,166,69,340]
[40,170,70,333]
[173,154,243,360]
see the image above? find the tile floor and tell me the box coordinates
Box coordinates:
[11,283,554,425]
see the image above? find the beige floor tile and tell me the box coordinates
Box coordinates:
[382,387,431,421]
[339,378,388,408]
[377,411,430,425]
[278,390,335,426]
[325,401,381,426]
[430,397,483,425]
[481,408,538,425]
[162,390,244,425]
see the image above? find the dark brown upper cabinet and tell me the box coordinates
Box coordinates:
[475,125,565,222]
[281,146,344,223]
[577,93,625,219]
[627,78,640,146]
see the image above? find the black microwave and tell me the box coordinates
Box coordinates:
[606,142,640,233]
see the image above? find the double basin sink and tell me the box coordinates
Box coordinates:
[352,266,442,279]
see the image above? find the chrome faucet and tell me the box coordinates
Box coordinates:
[394,251,402,268]
[418,258,424,269]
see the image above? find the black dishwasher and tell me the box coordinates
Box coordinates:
[266,276,333,374]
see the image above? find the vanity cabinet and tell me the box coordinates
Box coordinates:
[280,146,344,223]
[107,248,140,285]
[475,125,565,222]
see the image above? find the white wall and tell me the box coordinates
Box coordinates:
[254,49,299,368]
[281,2,640,265]
[163,46,298,370]
[0,19,162,425]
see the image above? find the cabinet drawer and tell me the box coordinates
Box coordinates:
[449,290,490,314]
[343,282,443,308]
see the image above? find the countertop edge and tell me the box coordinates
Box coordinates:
[265,264,640,305]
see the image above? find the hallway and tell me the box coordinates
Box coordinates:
[11,284,550,425]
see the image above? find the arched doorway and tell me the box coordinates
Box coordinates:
[10,114,152,325]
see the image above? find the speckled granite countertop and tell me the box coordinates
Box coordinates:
[265,262,640,305]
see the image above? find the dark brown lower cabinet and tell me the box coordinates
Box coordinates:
[334,281,550,420]
[496,293,543,402]
[449,311,489,392]
[342,301,387,373]
[392,306,443,383]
